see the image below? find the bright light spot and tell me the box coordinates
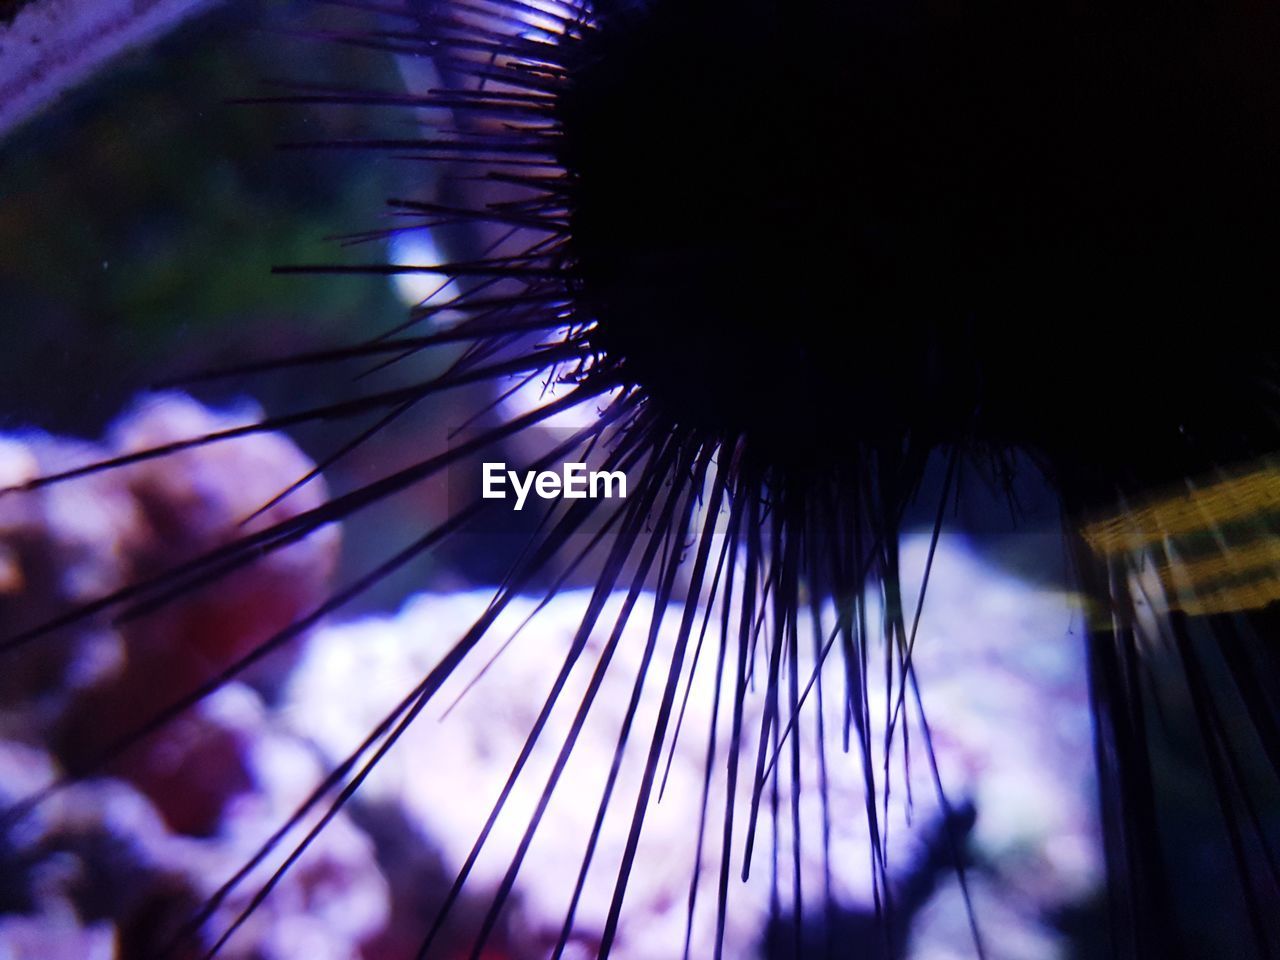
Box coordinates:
[497,343,622,432]
[388,230,462,324]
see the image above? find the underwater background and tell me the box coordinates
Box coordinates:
[0,1,1274,957]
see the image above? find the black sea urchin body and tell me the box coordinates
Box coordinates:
[551,4,1280,950]
[560,0,1280,484]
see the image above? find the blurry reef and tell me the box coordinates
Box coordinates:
[0,393,1103,959]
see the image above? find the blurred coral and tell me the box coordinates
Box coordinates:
[285,537,1100,960]
[0,700,388,959]
[0,395,1101,959]
[0,392,339,754]
[0,394,376,958]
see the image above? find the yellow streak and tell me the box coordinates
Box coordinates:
[1082,467,1280,555]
